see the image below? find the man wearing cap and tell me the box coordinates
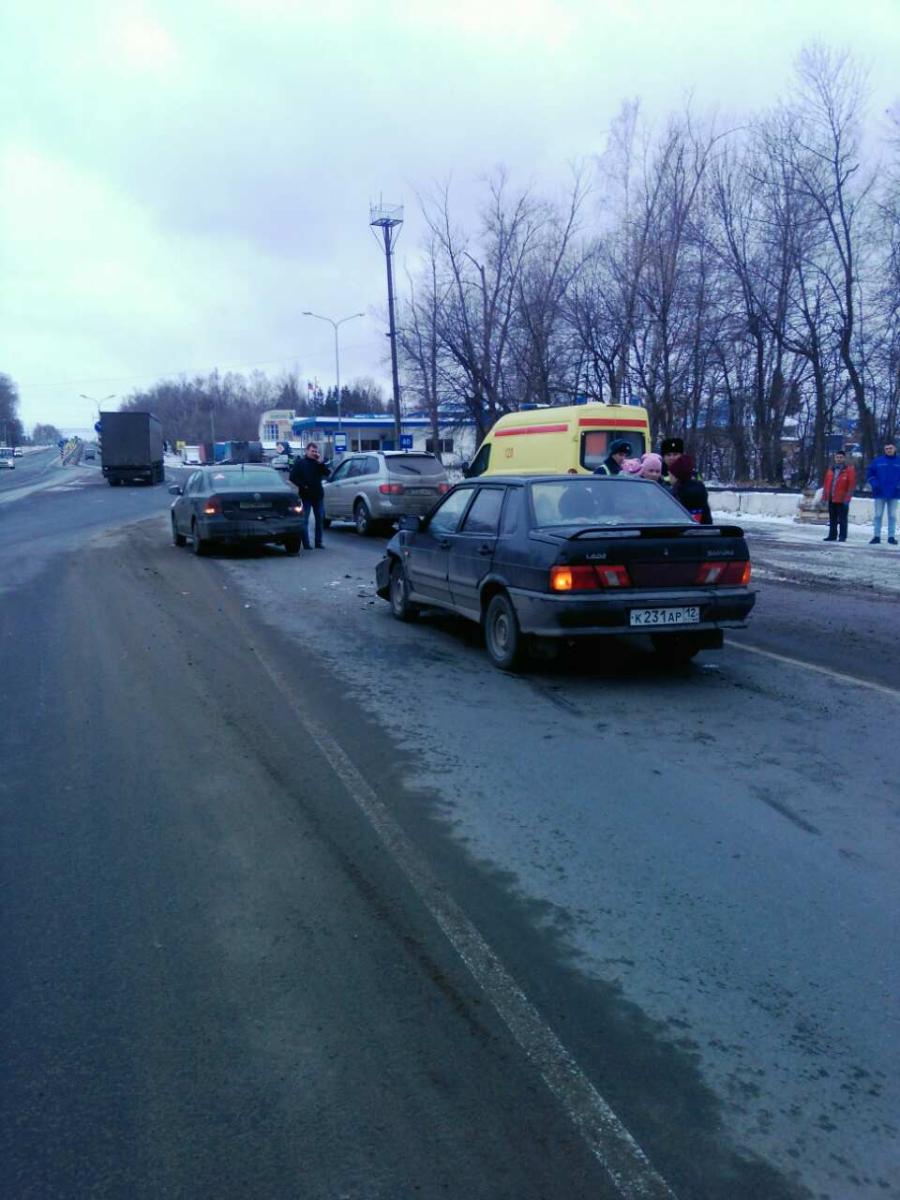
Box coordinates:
[660,437,684,487]
[594,439,631,476]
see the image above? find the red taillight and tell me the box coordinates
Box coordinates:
[438,483,450,493]
[378,482,405,495]
[695,561,751,585]
[203,496,222,516]
[550,564,631,591]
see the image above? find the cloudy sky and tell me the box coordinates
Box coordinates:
[2,0,898,433]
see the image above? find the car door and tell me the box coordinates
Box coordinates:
[405,486,474,605]
[175,471,201,533]
[323,458,356,517]
[447,486,506,617]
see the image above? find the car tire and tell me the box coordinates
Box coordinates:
[354,501,374,537]
[651,634,702,665]
[171,514,186,547]
[191,520,208,556]
[484,593,524,672]
[283,536,301,556]
[389,560,419,622]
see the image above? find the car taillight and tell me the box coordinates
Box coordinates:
[438,483,450,493]
[203,497,222,515]
[550,564,631,591]
[379,483,405,495]
[696,561,751,585]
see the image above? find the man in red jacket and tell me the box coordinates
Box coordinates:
[822,449,857,542]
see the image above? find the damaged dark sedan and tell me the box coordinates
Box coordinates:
[375,474,755,671]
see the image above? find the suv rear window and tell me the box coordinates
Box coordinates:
[386,455,445,476]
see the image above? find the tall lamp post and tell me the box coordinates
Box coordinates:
[301,311,364,431]
[80,393,116,434]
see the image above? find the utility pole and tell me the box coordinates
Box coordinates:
[302,311,364,430]
[369,201,404,444]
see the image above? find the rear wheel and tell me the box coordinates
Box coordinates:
[484,593,524,672]
[283,536,301,556]
[389,560,419,622]
[191,520,208,556]
[651,634,702,665]
[354,501,373,537]
[171,514,186,546]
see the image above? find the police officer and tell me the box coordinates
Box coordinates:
[594,439,632,476]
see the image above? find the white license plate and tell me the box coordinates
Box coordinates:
[629,606,700,627]
[239,501,271,510]
[406,489,433,496]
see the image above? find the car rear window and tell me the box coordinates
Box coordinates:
[208,468,286,489]
[529,479,692,527]
[386,455,445,476]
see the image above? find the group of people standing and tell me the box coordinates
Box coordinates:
[595,436,712,524]
[821,441,899,545]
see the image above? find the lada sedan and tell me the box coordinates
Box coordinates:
[169,465,304,556]
[375,475,755,670]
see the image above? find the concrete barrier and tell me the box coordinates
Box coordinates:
[711,490,874,525]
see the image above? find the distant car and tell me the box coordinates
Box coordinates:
[13,448,23,457]
[324,450,450,536]
[268,452,292,474]
[169,465,304,555]
[182,445,201,465]
[83,446,97,461]
[0,448,15,469]
[375,475,756,671]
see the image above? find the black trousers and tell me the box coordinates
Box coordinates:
[827,501,850,540]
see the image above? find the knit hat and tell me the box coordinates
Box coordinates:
[668,454,695,483]
[622,458,644,474]
[639,452,662,475]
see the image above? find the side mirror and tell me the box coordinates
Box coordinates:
[398,514,421,532]
[461,462,472,478]
[168,485,183,496]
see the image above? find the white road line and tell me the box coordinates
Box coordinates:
[254,652,677,1200]
[727,639,900,699]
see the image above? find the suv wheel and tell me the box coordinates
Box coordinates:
[484,593,524,671]
[354,501,373,536]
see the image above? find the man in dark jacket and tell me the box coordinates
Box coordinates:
[866,440,899,545]
[594,439,631,476]
[290,442,330,549]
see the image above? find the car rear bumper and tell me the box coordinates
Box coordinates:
[509,585,756,637]
[198,516,304,544]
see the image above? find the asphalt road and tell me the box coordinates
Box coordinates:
[2,466,897,1200]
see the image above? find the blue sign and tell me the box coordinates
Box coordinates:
[399,433,413,450]
[94,420,102,433]
[334,433,348,453]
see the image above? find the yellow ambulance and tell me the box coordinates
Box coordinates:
[464,403,652,477]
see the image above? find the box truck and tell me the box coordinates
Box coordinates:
[100,411,164,486]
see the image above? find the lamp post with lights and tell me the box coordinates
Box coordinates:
[301,311,364,431]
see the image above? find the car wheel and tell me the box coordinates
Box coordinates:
[283,536,301,556]
[354,501,373,536]
[389,560,419,622]
[171,514,186,547]
[651,634,702,665]
[484,593,524,672]
[191,520,208,556]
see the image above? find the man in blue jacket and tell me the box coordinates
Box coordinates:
[866,440,899,545]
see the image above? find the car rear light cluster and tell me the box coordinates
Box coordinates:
[437,483,450,493]
[550,559,751,592]
[379,483,405,495]
[203,497,222,515]
[695,561,751,585]
[550,564,631,591]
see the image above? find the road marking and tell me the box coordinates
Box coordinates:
[254,652,677,1200]
[726,639,900,699]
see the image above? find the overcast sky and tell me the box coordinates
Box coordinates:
[2,0,898,433]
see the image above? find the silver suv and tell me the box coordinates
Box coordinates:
[323,451,450,536]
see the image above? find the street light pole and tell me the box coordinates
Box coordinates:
[80,393,116,432]
[302,311,364,431]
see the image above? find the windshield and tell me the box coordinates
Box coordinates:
[207,468,286,489]
[529,478,691,527]
[386,455,445,476]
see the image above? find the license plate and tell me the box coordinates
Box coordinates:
[629,606,700,627]
[406,489,433,497]
[239,501,271,510]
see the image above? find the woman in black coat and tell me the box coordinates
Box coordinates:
[669,454,712,524]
